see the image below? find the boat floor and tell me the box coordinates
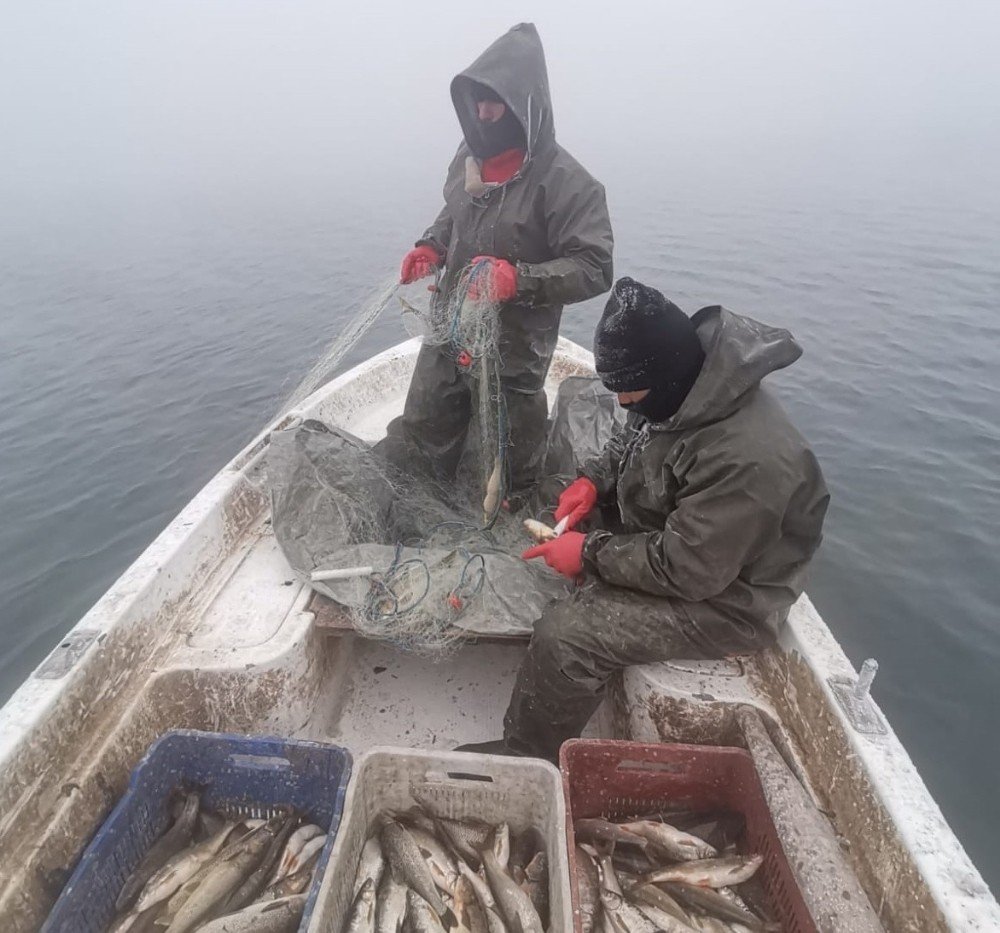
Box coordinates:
[327,637,527,750]
[158,511,729,776]
[182,519,617,752]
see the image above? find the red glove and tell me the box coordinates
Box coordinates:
[554,477,598,530]
[468,256,518,302]
[522,531,586,579]
[400,245,442,284]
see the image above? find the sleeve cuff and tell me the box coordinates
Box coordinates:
[415,237,446,261]
[582,531,613,575]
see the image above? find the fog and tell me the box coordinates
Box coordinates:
[3,0,999,212]
[2,0,1000,898]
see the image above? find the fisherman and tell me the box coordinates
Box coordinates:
[461,277,829,761]
[378,23,614,501]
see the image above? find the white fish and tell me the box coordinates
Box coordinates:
[491,823,511,869]
[408,889,448,933]
[353,835,386,897]
[346,878,378,933]
[284,833,325,876]
[482,460,502,522]
[195,894,307,933]
[165,820,278,932]
[636,854,764,889]
[273,823,323,882]
[133,822,236,913]
[523,519,557,543]
[617,820,717,862]
[456,861,508,933]
[481,849,543,933]
[409,826,459,895]
[375,873,408,933]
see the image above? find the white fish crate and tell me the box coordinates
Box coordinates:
[309,746,573,933]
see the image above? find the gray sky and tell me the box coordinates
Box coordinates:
[3,0,999,205]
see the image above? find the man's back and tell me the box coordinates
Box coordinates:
[584,305,829,636]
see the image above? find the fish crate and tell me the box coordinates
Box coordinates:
[309,746,574,933]
[560,739,816,933]
[41,729,352,933]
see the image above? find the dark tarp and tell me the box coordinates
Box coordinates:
[268,376,620,641]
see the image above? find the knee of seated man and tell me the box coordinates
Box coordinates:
[532,606,602,668]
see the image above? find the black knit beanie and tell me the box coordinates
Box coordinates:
[594,277,705,422]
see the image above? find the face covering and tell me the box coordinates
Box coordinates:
[620,370,701,424]
[473,107,526,159]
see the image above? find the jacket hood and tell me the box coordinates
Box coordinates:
[664,306,802,429]
[450,23,554,159]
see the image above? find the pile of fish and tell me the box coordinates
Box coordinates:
[573,811,779,933]
[344,802,549,933]
[108,791,328,933]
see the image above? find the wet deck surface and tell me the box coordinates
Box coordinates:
[324,636,528,753]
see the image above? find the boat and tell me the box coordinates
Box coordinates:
[0,335,996,932]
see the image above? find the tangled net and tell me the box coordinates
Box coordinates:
[268,260,572,655]
[401,259,510,526]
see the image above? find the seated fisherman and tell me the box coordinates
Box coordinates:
[462,277,829,761]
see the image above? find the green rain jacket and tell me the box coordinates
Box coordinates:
[416,23,614,392]
[582,307,830,641]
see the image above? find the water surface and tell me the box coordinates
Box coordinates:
[2,144,998,892]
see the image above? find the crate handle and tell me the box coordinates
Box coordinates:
[615,758,684,773]
[444,771,495,783]
[229,753,291,770]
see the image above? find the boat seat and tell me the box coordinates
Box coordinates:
[622,654,779,747]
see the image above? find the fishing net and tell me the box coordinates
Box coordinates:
[399,260,510,524]
[267,419,568,653]
[277,261,509,524]
[277,277,400,415]
[268,375,623,654]
[267,262,625,653]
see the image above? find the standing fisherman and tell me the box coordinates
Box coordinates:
[378,23,614,501]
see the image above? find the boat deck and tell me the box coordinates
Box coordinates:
[327,637,527,751]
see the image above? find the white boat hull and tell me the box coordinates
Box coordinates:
[0,336,995,931]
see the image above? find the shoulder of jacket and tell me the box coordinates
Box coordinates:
[540,145,603,188]
[684,412,811,490]
[445,142,471,174]
[740,387,813,455]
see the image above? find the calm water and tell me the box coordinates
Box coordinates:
[1,154,998,891]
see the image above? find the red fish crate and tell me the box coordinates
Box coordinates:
[559,739,816,933]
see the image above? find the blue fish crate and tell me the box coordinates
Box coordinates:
[42,729,352,933]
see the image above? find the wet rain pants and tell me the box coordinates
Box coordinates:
[377,343,549,494]
[502,580,769,762]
